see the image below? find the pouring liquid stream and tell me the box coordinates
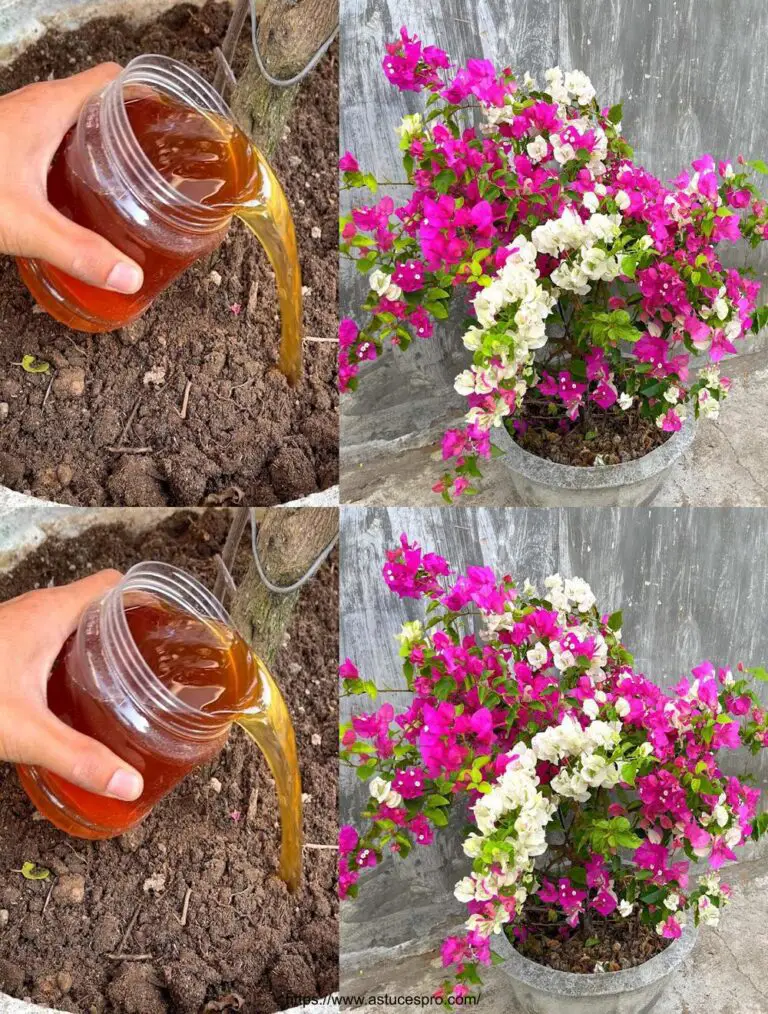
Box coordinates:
[23,597,303,891]
[236,660,304,892]
[20,89,303,384]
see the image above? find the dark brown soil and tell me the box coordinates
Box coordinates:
[512,909,669,974]
[0,510,339,1012]
[510,397,670,467]
[0,3,338,506]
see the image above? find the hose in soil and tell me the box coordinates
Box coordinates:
[249,0,339,89]
[249,508,339,595]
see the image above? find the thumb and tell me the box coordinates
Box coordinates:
[27,205,144,294]
[20,712,144,801]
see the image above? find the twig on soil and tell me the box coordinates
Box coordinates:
[214,555,239,600]
[119,395,142,444]
[105,446,154,455]
[63,334,86,356]
[178,380,192,420]
[212,506,249,603]
[303,336,337,343]
[105,953,153,962]
[116,902,142,954]
[42,879,55,915]
[214,48,238,90]
[303,843,338,850]
[213,0,249,94]
[180,887,192,927]
[246,786,259,823]
[41,373,55,410]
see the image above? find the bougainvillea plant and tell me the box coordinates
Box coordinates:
[339,29,768,501]
[339,535,768,1000]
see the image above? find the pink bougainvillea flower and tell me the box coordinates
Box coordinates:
[339,658,360,681]
[339,825,360,855]
[339,151,360,173]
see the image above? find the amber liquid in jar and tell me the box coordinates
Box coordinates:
[17,79,303,384]
[19,93,255,331]
[18,598,258,839]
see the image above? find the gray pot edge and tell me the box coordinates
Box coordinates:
[492,412,696,493]
[491,918,698,999]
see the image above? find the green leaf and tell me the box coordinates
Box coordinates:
[433,169,457,194]
[607,610,623,632]
[751,305,768,334]
[18,861,50,881]
[607,103,623,124]
[620,255,638,279]
[425,302,449,320]
[749,666,768,683]
[18,355,50,375]
[641,886,665,904]
[356,760,378,781]
[747,159,768,175]
[752,812,768,840]
[615,831,642,849]
[424,808,449,828]
[433,676,456,700]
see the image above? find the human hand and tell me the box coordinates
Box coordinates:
[0,571,144,801]
[0,63,144,294]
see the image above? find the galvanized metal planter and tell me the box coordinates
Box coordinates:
[492,414,696,507]
[492,920,698,1014]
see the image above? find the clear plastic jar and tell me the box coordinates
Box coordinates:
[17,562,262,839]
[16,55,259,332]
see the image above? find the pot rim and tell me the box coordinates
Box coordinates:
[492,412,696,491]
[492,918,698,997]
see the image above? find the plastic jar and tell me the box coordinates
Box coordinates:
[17,562,262,839]
[16,55,259,332]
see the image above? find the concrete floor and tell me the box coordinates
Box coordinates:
[341,856,768,1014]
[341,353,768,508]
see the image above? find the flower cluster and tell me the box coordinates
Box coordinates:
[339,535,768,999]
[339,29,768,499]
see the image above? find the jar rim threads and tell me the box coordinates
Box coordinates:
[98,561,254,739]
[101,54,251,232]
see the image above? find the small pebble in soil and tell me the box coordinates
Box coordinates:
[208,269,222,286]
[311,226,322,239]
[311,733,322,746]
[0,402,8,421]
[142,365,167,388]
[142,872,166,894]
[209,777,223,794]
[52,367,85,399]
[56,970,73,994]
[0,909,8,927]
[53,874,85,906]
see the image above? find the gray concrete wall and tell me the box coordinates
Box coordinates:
[340,0,768,453]
[340,506,768,960]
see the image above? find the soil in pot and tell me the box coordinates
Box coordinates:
[510,397,671,467]
[511,905,669,974]
[0,3,338,507]
[0,510,339,1013]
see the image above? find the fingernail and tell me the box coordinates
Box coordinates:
[106,262,143,294]
[107,769,143,801]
